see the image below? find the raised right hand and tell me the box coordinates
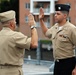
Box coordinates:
[39,7,44,20]
[28,14,36,27]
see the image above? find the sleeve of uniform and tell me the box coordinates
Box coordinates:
[45,28,52,39]
[70,26,76,46]
[14,32,31,50]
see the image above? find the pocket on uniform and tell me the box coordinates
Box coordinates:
[57,34,70,48]
[18,68,23,75]
[59,34,69,42]
[6,67,19,75]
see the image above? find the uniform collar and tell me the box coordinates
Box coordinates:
[2,27,12,31]
[54,21,69,33]
[57,21,69,30]
[62,21,69,30]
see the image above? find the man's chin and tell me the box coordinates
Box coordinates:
[55,21,58,23]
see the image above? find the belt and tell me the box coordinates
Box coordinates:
[0,64,22,69]
[55,57,75,63]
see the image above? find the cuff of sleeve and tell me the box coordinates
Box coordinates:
[26,38,31,50]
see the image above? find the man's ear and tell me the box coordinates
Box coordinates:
[64,14,67,19]
[8,21,14,30]
[9,21,14,27]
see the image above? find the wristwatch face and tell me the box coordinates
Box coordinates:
[31,26,35,29]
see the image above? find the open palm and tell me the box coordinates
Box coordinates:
[39,7,44,20]
[28,14,36,26]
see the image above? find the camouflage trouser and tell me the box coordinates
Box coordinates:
[0,66,23,75]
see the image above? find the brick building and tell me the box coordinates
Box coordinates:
[19,0,76,39]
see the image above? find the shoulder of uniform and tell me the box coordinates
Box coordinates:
[68,22,76,28]
[65,22,76,33]
[14,32,25,36]
[51,23,58,29]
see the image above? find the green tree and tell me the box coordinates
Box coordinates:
[0,0,19,25]
[10,0,19,25]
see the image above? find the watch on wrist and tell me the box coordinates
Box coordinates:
[31,26,36,29]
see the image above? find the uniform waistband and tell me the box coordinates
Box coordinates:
[0,64,22,69]
[55,57,76,63]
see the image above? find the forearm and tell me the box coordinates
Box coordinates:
[31,28,38,48]
[40,19,48,35]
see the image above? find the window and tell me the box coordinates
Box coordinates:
[67,17,71,22]
[25,16,28,23]
[75,4,76,10]
[25,3,30,9]
[65,3,71,10]
[65,3,71,6]
[75,18,76,24]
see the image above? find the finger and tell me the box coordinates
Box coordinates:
[40,7,44,14]
[28,14,33,18]
[28,14,34,21]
